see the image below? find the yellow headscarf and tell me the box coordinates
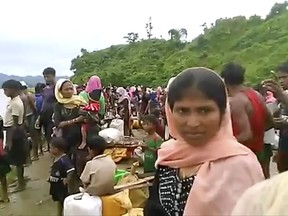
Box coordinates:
[55,79,87,106]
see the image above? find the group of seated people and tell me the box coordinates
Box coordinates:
[48,131,117,215]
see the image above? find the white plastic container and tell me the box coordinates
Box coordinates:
[110,119,124,136]
[63,193,102,216]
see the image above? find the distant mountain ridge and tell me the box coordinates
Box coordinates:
[0,73,69,87]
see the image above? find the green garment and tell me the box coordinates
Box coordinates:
[143,134,162,173]
[256,144,273,163]
[79,91,105,115]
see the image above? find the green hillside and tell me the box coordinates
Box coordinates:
[70,2,288,86]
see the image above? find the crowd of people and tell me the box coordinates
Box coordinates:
[0,62,288,215]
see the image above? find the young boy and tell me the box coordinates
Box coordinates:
[48,137,75,216]
[2,80,26,193]
[140,114,163,173]
[80,134,116,196]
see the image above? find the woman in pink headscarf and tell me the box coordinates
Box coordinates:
[79,75,105,117]
[144,68,264,216]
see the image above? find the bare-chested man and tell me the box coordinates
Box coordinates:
[221,63,273,177]
[19,81,36,163]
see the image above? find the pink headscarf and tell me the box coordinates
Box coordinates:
[85,76,102,93]
[156,67,264,215]
[129,86,136,98]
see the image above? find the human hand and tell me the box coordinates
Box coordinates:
[76,115,86,123]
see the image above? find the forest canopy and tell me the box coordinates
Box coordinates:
[70,2,288,86]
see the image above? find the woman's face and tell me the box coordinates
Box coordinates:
[171,89,222,146]
[116,92,121,99]
[60,81,74,98]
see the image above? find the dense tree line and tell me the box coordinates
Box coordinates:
[71,2,288,86]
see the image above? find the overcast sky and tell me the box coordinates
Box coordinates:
[0,0,284,76]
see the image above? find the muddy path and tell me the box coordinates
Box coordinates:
[0,153,56,216]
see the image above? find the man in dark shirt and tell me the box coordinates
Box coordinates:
[264,63,288,172]
[40,67,56,150]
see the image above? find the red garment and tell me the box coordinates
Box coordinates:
[231,88,266,153]
[82,101,100,132]
[83,101,100,113]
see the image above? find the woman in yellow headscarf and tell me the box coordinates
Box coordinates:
[54,79,86,108]
[54,79,88,176]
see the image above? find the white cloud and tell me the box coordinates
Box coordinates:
[0,0,284,76]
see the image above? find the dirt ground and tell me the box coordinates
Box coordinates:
[0,129,279,215]
[0,153,57,216]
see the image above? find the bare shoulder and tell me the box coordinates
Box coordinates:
[229,94,247,112]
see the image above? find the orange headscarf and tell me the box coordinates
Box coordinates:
[156,67,264,215]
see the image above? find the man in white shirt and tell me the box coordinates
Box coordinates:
[2,79,26,192]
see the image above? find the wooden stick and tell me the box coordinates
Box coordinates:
[114,182,153,193]
[114,176,154,190]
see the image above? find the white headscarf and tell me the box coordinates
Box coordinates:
[116,87,129,103]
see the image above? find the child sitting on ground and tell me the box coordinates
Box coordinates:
[48,137,75,216]
[135,114,163,173]
[80,134,116,196]
[78,89,102,149]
